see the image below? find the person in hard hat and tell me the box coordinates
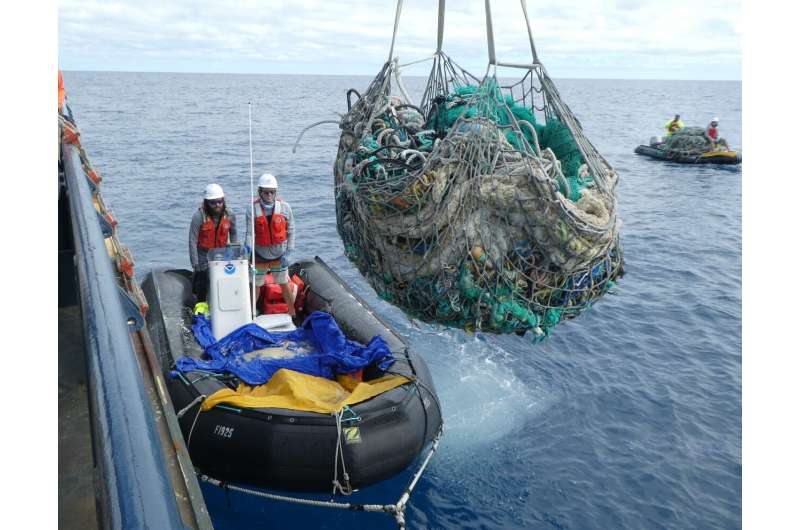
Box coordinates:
[704,117,730,151]
[664,114,684,136]
[189,183,238,301]
[245,173,296,316]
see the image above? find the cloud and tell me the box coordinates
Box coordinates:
[58,0,741,79]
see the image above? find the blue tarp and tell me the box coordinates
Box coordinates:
[174,311,395,386]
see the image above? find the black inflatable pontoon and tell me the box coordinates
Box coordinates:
[634,144,742,165]
[142,257,442,492]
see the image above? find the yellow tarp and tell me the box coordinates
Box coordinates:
[202,368,410,414]
[700,150,738,158]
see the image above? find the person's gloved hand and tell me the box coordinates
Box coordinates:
[244,243,252,257]
[280,253,290,268]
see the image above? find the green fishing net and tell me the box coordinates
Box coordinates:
[333,55,624,340]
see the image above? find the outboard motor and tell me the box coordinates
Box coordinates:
[208,245,252,339]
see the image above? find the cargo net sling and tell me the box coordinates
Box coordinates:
[333,54,624,341]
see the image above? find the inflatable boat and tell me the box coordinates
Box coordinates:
[142,256,442,492]
[634,144,741,165]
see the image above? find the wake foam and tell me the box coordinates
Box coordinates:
[421,331,555,450]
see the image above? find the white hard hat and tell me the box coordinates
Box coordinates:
[711,117,719,123]
[204,183,224,200]
[258,173,278,189]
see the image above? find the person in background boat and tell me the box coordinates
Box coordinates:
[189,183,238,301]
[245,172,296,316]
[704,117,730,151]
[664,114,684,136]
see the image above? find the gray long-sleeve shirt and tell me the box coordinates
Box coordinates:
[189,207,238,271]
[244,199,295,261]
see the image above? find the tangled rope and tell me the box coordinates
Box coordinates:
[663,127,712,155]
[333,54,624,340]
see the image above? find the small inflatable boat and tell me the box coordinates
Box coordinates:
[634,144,741,165]
[142,256,442,492]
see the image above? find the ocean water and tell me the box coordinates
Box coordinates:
[63,71,741,529]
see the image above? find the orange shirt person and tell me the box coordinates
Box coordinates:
[58,70,66,112]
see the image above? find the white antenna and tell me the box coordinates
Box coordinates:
[248,101,256,319]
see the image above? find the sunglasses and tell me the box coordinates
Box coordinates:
[260,189,277,196]
[207,198,224,206]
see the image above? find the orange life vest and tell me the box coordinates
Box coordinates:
[253,199,288,246]
[259,273,305,314]
[197,207,231,250]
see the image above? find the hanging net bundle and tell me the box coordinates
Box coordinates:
[330,2,624,341]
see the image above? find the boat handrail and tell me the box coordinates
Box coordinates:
[61,140,188,529]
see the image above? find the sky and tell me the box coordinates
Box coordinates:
[58,0,741,80]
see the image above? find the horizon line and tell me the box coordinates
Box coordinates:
[61,68,742,83]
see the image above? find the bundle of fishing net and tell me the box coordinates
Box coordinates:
[333,54,623,340]
[664,127,710,154]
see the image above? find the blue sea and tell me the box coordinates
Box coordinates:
[63,71,741,529]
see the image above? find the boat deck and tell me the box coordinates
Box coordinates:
[58,305,98,529]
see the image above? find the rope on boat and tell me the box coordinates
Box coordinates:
[59,110,150,317]
[331,408,354,495]
[185,395,207,447]
[198,427,442,529]
[176,393,206,419]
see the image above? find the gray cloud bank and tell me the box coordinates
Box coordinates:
[59,0,741,80]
